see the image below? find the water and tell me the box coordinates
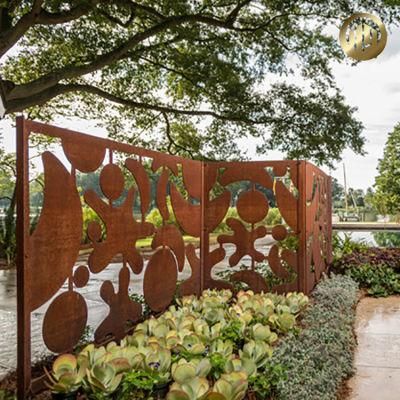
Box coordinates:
[336,230,400,247]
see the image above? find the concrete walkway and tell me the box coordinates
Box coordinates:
[348,296,400,400]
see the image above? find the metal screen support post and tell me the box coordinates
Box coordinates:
[297,160,308,293]
[16,116,31,399]
[200,162,207,293]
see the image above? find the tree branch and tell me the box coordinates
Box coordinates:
[140,56,203,89]
[119,1,166,20]
[225,0,252,26]
[161,111,195,158]
[35,0,100,25]
[4,7,336,105]
[0,0,44,58]
[98,6,136,28]
[6,82,276,125]
[8,13,220,100]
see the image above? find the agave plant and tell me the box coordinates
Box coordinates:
[239,340,273,369]
[83,363,123,397]
[207,372,248,400]
[45,354,85,394]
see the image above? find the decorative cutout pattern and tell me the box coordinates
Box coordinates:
[16,118,332,397]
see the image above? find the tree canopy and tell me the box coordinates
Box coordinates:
[1,1,400,163]
[373,123,400,216]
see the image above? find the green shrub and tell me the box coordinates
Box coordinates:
[264,208,282,226]
[146,199,177,228]
[215,262,283,291]
[332,233,369,264]
[0,389,15,400]
[82,204,103,243]
[271,275,359,400]
[345,264,400,297]
[332,233,400,297]
[215,207,282,233]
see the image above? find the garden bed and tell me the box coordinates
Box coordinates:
[332,234,400,297]
[1,275,359,400]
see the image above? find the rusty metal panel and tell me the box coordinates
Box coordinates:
[16,118,204,398]
[201,160,302,294]
[16,118,332,398]
[303,162,332,292]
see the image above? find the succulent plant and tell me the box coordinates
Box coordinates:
[236,290,255,300]
[143,345,172,381]
[193,318,211,339]
[42,288,311,399]
[207,372,248,400]
[202,289,232,303]
[229,306,253,325]
[202,307,226,326]
[167,377,210,400]
[276,304,291,314]
[176,333,206,356]
[239,340,273,369]
[121,331,148,348]
[210,322,224,339]
[176,295,202,312]
[78,342,142,375]
[172,358,212,382]
[276,313,296,333]
[285,292,309,314]
[45,354,85,394]
[210,340,234,358]
[78,344,107,368]
[224,357,256,378]
[165,330,182,349]
[84,363,123,396]
[249,323,278,344]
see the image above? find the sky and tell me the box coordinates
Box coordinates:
[1,26,400,191]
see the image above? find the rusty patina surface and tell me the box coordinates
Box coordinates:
[16,117,332,398]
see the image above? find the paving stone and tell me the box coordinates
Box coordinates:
[348,296,400,400]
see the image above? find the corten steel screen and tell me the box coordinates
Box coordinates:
[16,117,332,398]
